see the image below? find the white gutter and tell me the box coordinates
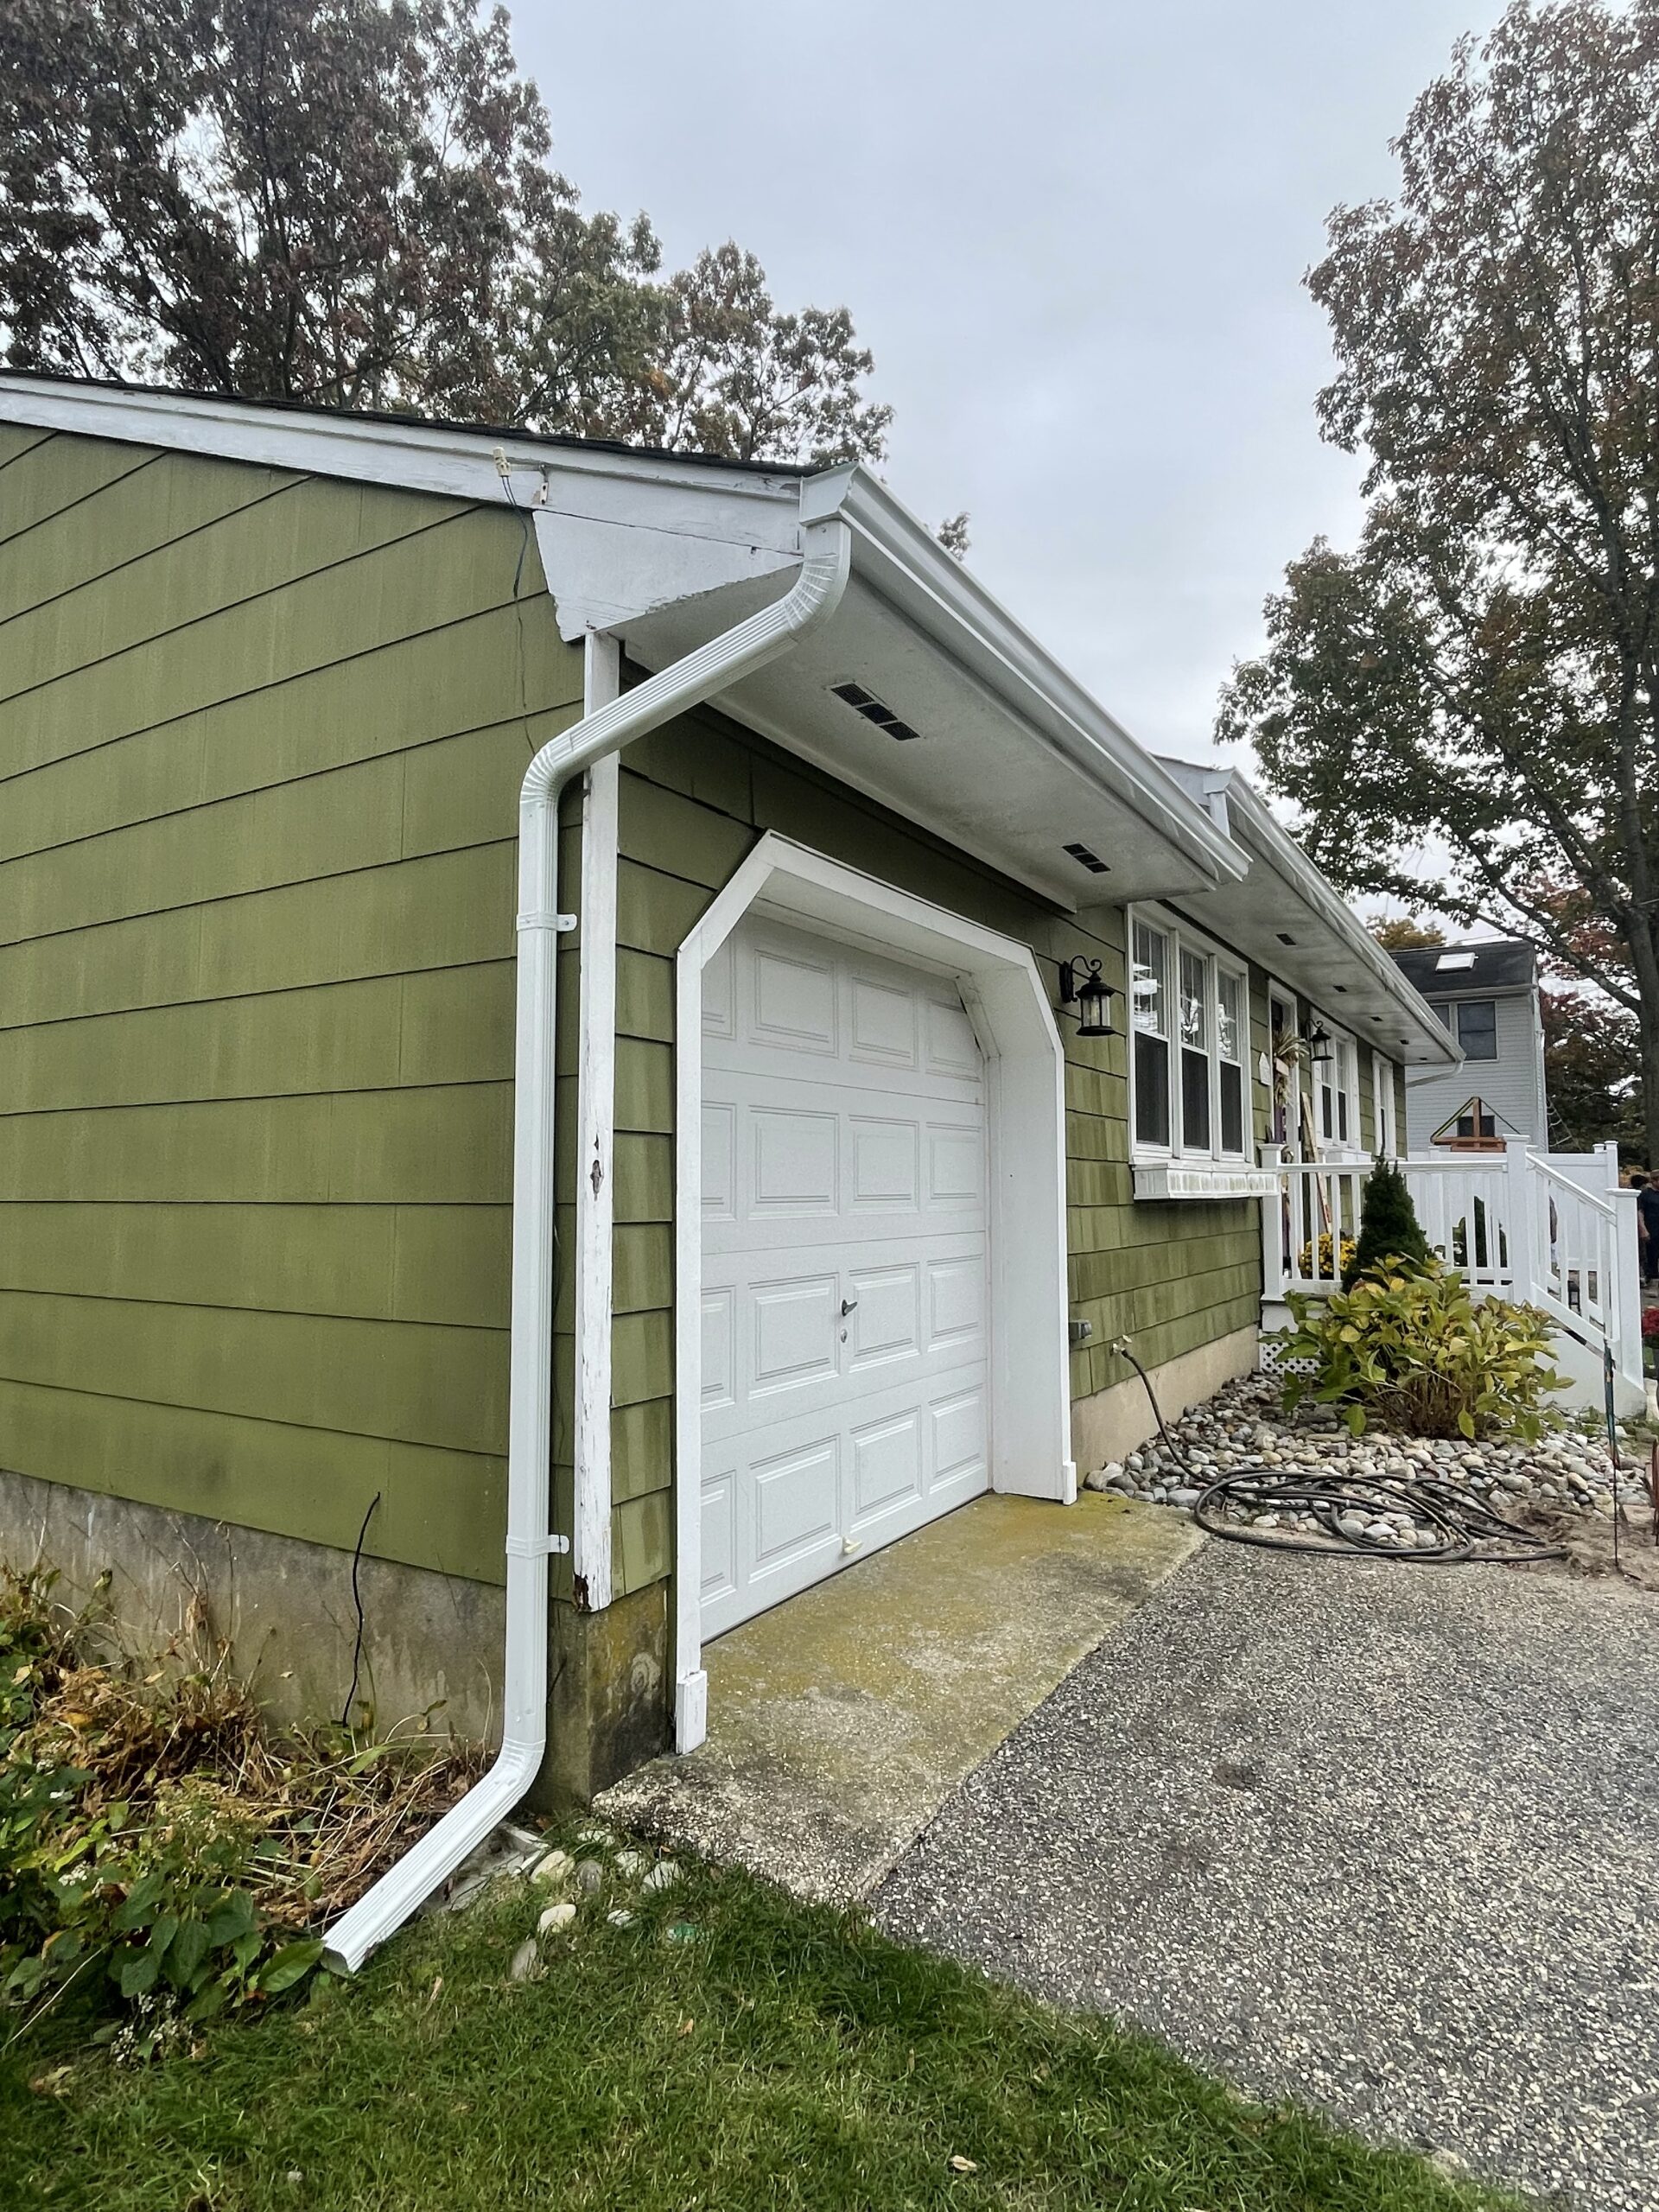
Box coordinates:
[324,510,853,1971]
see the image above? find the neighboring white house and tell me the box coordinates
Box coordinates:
[1389,940,1548,1151]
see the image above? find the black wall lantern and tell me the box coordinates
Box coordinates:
[1058,957,1119,1038]
[1303,1021,1333,1064]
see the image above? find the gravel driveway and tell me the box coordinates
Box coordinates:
[874,1541,1659,2210]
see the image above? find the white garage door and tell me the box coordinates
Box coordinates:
[699,914,990,1638]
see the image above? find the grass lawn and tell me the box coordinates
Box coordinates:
[1,1840,1516,2212]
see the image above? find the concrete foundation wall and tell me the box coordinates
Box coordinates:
[1069,1323,1260,1473]
[0,1460,505,1741]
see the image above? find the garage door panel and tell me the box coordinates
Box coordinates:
[925,996,982,1078]
[927,1256,985,1351]
[849,975,919,1067]
[931,1386,988,1491]
[701,914,989,1636]
[846,1263,920,1370]
[752,942,837,1054]
[750,1273,839,1398]
[752,1433,840,1567]
[926,1122,984,1210]
[752,1107,838,1214]
[849,1408,924,1525]
[700,1466,739,1605]
[701,1287,735,1410]
[849,1117,920,1211]
[701,1102,736,1220]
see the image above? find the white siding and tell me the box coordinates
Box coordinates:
[1403,988,1548,1148]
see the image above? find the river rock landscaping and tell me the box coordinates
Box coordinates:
[1084,1370,1653,1546]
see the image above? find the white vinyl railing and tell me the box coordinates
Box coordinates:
[1261,1135,1643,1402]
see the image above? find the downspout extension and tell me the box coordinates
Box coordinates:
[325,512,852,1972]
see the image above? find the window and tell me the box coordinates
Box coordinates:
[1315,1026,1359,1153]
[1131,919,1171,1148]
[1218,971,1246,1155]
[1128,907,1249,1162]
[1456,999,1497,1060]
[1372,1049,1395,1157]
[1179,948,1211,1152]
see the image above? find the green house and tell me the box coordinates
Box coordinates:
[0,376,1456,1955]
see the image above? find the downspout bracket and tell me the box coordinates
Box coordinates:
[518,910,579,932]
[504,1533,572,1559]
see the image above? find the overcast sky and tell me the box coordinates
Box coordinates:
[521,0,1505,777]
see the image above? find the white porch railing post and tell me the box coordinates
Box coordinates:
[1611,1181,1643,1398]
[1259,1142,1287,1300]
[1503,1135,1536,1303]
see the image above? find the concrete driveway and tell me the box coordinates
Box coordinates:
[874,1540,1659,2212]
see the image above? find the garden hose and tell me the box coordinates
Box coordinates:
[1110,1335,1564,1566]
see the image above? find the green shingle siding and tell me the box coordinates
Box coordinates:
[0,432,586,1588]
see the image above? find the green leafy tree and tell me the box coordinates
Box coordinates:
[1217,0,1659,1160]
[0,0,890,464]
[1369,916,1445,951]
[1542,987,1644,1156]
[1347,1156,1431,1286]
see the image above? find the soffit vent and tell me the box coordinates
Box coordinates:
[1062,841,1109,875]
[830,679,921,741]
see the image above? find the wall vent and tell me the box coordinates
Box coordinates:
[1276,932,1297,945]
[1062,841,1109,875]
[830,679,921,741]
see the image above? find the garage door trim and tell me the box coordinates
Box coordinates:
[672,833,1073,1753]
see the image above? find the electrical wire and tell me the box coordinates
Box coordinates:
[1112,1336,1564,1566]
[340,1491,383,1730]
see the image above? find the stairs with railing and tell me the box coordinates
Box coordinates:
[1260,1136,1645,1418]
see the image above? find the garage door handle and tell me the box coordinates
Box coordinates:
[841,1297,858,1316]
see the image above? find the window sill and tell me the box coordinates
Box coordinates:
[1132,1161,1281,1202]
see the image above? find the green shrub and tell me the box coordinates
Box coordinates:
[0,1570,323,2056]
[1345,1157,1431,1286]
[1278,1258,1569,1439]
[0,1567,476,2059]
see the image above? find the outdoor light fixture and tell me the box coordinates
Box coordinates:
[1058,957,1119,1038]
[1303,1022,1333,1063]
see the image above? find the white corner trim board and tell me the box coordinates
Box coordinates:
[671,835,1076,1754]
[323,518,854,1974]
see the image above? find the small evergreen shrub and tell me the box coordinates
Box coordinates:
[1277,1260,1568,1439]
[1345,1157,1431,1286]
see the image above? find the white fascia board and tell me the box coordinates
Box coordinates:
[0,372,799,508]
[1221,776,1460,1066]
[810,469,1249,890]
[0,374,804,640]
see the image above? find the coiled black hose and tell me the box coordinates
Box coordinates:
[1111,1336,1563,1565]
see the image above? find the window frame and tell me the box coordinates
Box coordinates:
[1371,1047,1396,1158]
[1128,905,1252,1166]
[1454,997,1499,1061]
[1313,1018,1362,1156]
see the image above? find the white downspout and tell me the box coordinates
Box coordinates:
[325,511,851,1972]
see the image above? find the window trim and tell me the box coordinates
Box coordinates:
[1453,997,1499,1061]
[1370,1046,1397,1158]
[1128,904,1252,1166]
[1309,1014,1362,1157]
